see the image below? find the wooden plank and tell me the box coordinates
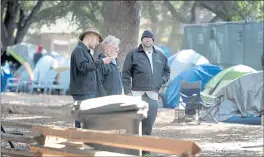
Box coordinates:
[1,147,37,157]
[32,125,201,156]
[30,144,138,157]
[1,132,44,144]
[1,121,36,129]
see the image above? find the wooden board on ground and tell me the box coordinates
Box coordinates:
[30,144,138,157]
[32,125,201,156]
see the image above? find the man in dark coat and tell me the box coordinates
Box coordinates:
[97,35,122,96]
[122,30,170,156]
[69,28,116,128]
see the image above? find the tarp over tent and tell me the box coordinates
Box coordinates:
[201,71,264,123]
[168,49,210,79]
[202,64,257,96]
[164,64,222,109]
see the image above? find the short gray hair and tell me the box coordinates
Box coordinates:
[102,35,120,48]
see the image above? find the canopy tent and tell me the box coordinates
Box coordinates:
[202,64,257,96]
[164,64,222,109]
[201,71,263,123]
[168,49,210,79]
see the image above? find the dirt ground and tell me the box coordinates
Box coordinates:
[1,93,264,157]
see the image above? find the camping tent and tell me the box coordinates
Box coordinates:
[33,55,57,82]
[164,64,222,109]
[154,45,171,58]
[203,64,257,96]
[8,43,48,81]
[7,43,47,68]
[201,71,263,123]
[168,49,210,79]
[33,53,70,82]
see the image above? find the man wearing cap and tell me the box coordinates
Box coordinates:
[122,30,170,156]
[69,28,115,128]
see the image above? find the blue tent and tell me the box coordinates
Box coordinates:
[154,45,171,58]
[164,64,222,109]
[168,55,176,67]
[160,46,171,58]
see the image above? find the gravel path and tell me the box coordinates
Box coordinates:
[1,93,263,157]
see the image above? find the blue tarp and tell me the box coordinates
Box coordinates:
[223,116,261,125]
[1,63,13,92]
[164,64,222,109]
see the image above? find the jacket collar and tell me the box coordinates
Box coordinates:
[137,44,157,53]
[78,41,91,52]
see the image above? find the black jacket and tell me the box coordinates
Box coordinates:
[122,44,170,95]
[69,41,103,95]
[97,53,122,96]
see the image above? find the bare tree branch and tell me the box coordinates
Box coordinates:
[24,1,43,26]
[15,1,43,43]
[190,1,197,23]
[196,1,233,21]
[210,16,220,23]
[163,1,188,23]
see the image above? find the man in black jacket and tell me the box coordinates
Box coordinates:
[97,35,122,96]
[122,30,170,156]
[69,28,115,128]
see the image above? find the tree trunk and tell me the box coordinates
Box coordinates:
[167,22,180,53]
[102,1,141,68]
[1,0,43,55]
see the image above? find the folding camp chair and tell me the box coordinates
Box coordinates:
[5,77,21,92]
[179,80,223,123]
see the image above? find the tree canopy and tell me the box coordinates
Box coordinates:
[2,0,263,58]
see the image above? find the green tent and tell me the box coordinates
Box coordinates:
[203,64,257,96]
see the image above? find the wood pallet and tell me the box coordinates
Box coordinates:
[1,121,201,157]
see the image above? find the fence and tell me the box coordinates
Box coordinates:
[183,20,264,70]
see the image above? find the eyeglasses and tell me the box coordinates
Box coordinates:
[107,45,119,52]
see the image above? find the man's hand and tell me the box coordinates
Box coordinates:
[102,57,114,64]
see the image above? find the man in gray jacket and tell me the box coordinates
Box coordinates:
[69,28,115,128]
[122,30,170,156]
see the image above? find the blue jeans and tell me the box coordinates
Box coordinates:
[72,93,97,128]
